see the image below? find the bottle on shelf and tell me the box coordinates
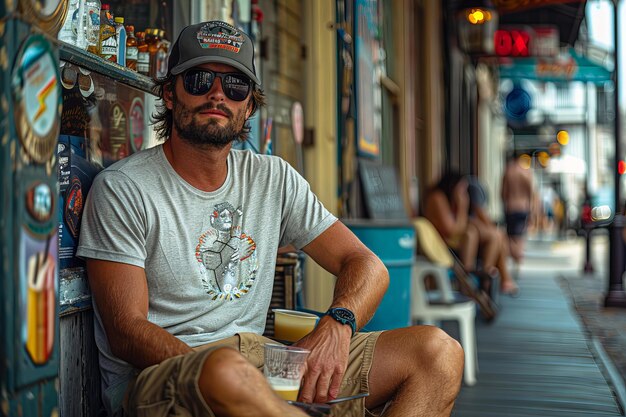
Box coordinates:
[155,29,170,79]
[84,0,101,54]
[145,28,160,79]
[125,25,138,71]
[114,17,127,67]
[74,0,88,50]
[98,3,117,62]
[59,0,87,49]
[136,31,150,76]
[58,0,80,45]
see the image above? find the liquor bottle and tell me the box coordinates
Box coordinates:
[145,28,160,78]
[84,0,101,53]
[155,29,170,79]
[58,0,80,45]
[136,31,149,76]
[59,0,87,49]
[98,4,117,62]
[114,17,127,66]
[125,25,138,71]
[73,0,88,50]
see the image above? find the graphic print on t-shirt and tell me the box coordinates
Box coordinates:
[195,202,258,300]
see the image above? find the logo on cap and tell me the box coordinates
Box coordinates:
[197,21,245,53]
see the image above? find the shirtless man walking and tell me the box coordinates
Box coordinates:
[501,155,534,269]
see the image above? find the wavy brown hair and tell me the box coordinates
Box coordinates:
[151,75,266,143]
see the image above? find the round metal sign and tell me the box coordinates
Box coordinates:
[12,34,62,164]
[18,0,69,36]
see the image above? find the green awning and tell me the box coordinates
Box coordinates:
[499,48,611,83]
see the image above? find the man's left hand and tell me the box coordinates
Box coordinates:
[294,316,352,403]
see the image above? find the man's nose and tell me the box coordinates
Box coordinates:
[207,76,226,99]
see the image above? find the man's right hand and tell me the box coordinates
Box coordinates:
[293,315,352,404]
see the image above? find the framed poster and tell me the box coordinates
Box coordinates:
[354,0,382,158]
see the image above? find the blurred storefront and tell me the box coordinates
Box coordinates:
[440,0,615,223]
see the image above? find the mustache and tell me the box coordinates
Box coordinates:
[192,103,233,117]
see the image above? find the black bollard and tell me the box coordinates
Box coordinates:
[605,214,626,307]
[583,225,594,274]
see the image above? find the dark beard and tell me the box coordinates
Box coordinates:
[172,93,245,148]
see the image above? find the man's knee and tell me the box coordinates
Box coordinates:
[199,347,254,404]
[412,326,464,381]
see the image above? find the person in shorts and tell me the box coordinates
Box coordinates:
[501,154,534,269]
[78,20,464,417]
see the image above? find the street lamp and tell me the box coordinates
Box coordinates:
[456,0,499,55]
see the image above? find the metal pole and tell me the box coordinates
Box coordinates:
[605,0,626,307]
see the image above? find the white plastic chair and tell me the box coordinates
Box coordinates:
[411,217,478,386]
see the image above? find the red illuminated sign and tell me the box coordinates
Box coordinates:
[495,29,530,57]
[494,26,559,57]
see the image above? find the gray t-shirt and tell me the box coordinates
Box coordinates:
[77,145,336,413]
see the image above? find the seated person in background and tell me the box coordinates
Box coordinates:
[77,20,464,417]
[423,172,479,271]
[467,176,519,296]
[424,172,518,296]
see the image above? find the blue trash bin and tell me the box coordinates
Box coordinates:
[344,220,415,331]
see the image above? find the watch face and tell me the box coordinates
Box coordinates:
[333,308,355,321]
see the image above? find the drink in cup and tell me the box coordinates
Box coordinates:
[273,309,319,343]
[264,343,310,401]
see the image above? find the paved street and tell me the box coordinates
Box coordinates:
[450,233,625,417]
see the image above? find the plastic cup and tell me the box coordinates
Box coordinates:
[273,309,319,342]
[264,343,310,401]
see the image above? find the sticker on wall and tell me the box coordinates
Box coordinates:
[20,231,57,366]
[77,67,94,98]
[25,181,53,223]
[129,97,145,153]
[12,34,62,164]
[60,61,77,90]
[109,102,128,159]
[64,176,83,238]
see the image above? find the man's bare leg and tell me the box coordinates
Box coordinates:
[199,347,308,417]
[365,326,464,416]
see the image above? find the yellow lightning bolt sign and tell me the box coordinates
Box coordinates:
[33,77,56,123]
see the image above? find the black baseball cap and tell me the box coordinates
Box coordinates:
[168,20,260,85]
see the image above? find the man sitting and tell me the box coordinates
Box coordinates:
[78,20,464,417]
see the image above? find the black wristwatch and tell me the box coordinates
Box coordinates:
[326,307,357,336]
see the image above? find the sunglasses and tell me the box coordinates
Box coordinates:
[182,69,252,101]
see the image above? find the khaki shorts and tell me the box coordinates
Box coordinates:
[123,332,383,417]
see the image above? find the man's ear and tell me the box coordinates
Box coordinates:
[245,98,254,119]
[163,81,175,110]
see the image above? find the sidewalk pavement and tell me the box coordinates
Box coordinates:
[554,231,626,408]
[451,233,622,416]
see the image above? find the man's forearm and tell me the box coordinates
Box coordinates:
[113,317,193,369]
[330,253,389,330]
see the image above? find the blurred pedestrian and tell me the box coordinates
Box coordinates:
[501,154,534,268]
